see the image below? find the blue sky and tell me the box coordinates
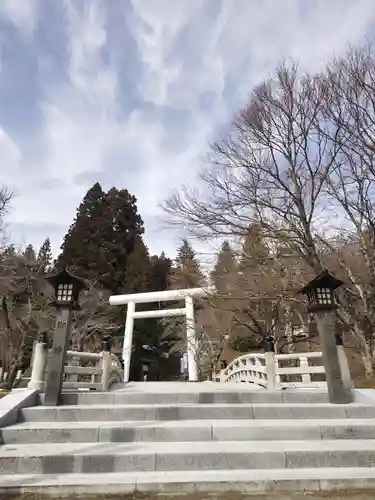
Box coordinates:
[2,0,375,263]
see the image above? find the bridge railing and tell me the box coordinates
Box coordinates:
[62,350,109,391]
[220,353,269,387]
[221,351,326,389]
[274,352,326,389]
[24,337,123,392]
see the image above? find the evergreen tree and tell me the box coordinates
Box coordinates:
[211,240,236,293]
[56,184,145,293]
[1,244,17,259]
[23,244,36,264]
[56,182,179,379]
[148,252,172,292]
[159,240,204,375]
[171,239,204,288]
[124,235,150,293]
[240,223,269,267]
[37,238,52,274]
[125,246,179,381]
[132,251,178,381]
[177,239,196,262]
[103,187,145,293]
[56,182,107,280]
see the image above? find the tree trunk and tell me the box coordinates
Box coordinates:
[357,335,373,378]
[6,354,22,390]
[285,306,294,354]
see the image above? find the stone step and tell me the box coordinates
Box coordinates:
[3,418,375,444]
[57,389,330,406]
[2,440,375,474]
[1,467,375,496]
[19,402,375,422]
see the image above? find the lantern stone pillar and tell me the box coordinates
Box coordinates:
[315,311,352,404]
[335,333,354,395]
[44,307,73,406]
[43,269,86,406]
[298,269,354,405]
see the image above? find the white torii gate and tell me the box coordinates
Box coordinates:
[109,288,212,382]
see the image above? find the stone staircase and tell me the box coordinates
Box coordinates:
[2,383,375,496]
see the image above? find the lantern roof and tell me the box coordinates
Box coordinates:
[44,268,87,293]
[297,269,344,296]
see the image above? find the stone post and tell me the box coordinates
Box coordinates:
[101,336,112,391]
[28,332,48,392]
[264,336,276,390]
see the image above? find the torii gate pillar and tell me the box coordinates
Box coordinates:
[123,301,135,383]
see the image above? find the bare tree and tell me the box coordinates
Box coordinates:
[0,186,13,250]
[315,44,375,374]
[207,246,312,354]
[163,65,335,264]
[194,306,232,380]
[0,248,55,387]
[70,284,118,352]
[161,303,230,380]
[162,59,375,375]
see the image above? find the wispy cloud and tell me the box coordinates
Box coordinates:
[0,0,38,36]
[1,0,375,261]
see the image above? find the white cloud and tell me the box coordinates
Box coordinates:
[0,128,21,171]
[127,0,203,108]
[0,0,37,36]
[39,1,118,181]
[130,0,375,112]
[9,1,123,239]
[2,0,375,261]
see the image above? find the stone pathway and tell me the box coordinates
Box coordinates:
[5,488,375,499]
[112,381,266,392]
[2,384,375,497]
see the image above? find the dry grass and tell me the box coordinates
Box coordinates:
[346,349,375,388]
[354,376,375,389]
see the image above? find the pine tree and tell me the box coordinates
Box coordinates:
[102,187,145,293]
[240,223,269,267]
[37,238,52,274]
[124,245,180,381]
[211,240,236,293]
[171,239,204,288]
[1,244,17,259]
[159,240,204,375]
[148,252,172,292]
[56,182,179,379]
[124,235,150,293]
[23,244,36,264]
[56,182,107,280]
[177,239,196,262]
[56,184,145,293]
